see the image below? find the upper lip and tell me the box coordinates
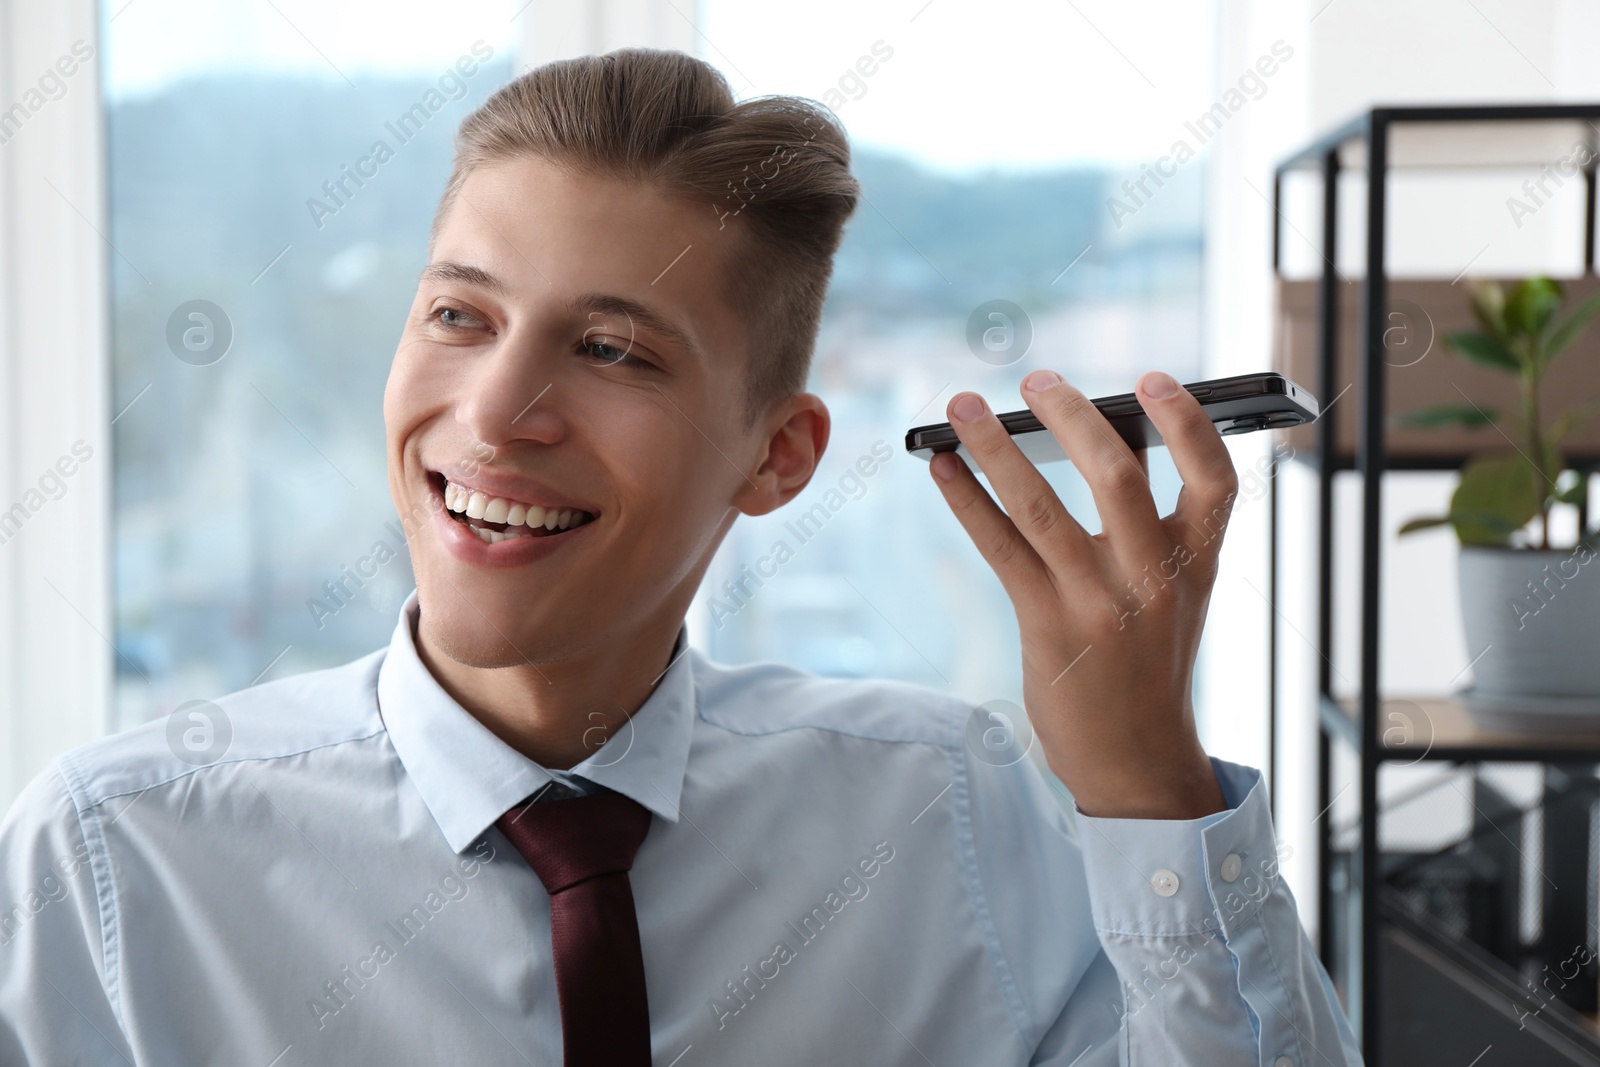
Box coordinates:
[429,463,601,516]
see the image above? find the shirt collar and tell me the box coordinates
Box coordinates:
[376,589,696,853]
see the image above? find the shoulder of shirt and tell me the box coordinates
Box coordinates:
[43,646,388,816]
[686,646,970,749]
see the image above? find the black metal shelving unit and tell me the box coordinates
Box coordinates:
[1266,104,1600,1065]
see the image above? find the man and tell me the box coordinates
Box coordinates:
[0,48,1361,1065]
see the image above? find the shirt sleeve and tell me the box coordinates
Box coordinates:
[0,763,135,1066]
[1053,756,1364,1067]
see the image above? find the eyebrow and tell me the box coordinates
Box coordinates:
[572,292,704,363]
[420,260,506,295]
[419,260,705,362]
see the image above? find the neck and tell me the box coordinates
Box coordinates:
[413,611,682,771]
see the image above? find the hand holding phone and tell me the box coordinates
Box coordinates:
[919,368,1279,822]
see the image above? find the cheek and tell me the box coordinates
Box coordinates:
[381,366,408,440]
[384,341,456,435]
[605,406,722,535]
[603,414,683,513]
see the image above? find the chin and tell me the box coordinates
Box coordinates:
[414,589,543,669]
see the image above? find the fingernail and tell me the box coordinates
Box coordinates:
[1142,371,1178,398]
[952,393,986,422]
[931,452,960,481]
[1024,369,1062,392]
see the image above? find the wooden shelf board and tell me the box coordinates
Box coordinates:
[1330,695,1600,760]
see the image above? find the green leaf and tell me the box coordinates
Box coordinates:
[1468,280,1507,338]
[1391,403,1498,429]
[1451,510,1530,546]
[1541,291,1600,368]
[1398,515,1454,535]
[1505,276,1564,336]
[1446,330,1522,373]
[1448,454,1542,546]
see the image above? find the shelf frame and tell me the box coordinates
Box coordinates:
[1268,103,1600,1065]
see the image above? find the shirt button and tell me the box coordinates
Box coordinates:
[1220,853,1244,882]
[1150,869,1180,897]
[1273,1057,1294,1067]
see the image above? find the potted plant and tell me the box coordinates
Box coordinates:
[1397,276,1600,730]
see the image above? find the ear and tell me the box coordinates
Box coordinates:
[732,393,830,518]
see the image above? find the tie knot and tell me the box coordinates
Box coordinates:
[496,790,653,895]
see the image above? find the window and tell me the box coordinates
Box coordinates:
[104,0,518,730]
[102,0,1216,737]
[692,0,1215,712]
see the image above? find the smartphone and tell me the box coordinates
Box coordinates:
[904,372,1318,465]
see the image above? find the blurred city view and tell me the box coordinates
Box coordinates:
[105,15,1206,732]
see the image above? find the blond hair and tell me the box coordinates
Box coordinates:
[433,48,860,428]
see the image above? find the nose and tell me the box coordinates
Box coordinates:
[455,333,567,451]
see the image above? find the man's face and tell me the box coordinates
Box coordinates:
[383,155,780,667]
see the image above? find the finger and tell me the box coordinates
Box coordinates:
[927,449,1050,599]
[1018,370,1166,562]
[1134,370,1240,555]
[942,391,1095,565]
[1133,447,1149,480]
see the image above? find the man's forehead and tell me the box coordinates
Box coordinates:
[455,157,702,240]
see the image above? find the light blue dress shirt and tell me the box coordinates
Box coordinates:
[0,590,1362,1065]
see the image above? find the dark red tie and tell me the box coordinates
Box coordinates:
[495,787,654,1066]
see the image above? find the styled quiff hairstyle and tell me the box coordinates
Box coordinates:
[432,48,861,429]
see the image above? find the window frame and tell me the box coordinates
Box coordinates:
[0,0,111,811]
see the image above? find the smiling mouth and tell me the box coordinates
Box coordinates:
[429,473,598,545]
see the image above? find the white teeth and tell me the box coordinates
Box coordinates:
[472,525,524,544]
[439,478,592,534]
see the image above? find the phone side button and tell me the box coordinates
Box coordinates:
[1187,386,1213,398]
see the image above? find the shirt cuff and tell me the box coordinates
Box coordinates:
[1071,757,1282,940]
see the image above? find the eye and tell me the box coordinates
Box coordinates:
[429,305,486,331]
[580,337,651,370]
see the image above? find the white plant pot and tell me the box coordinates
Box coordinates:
[1457,543,1600,730]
